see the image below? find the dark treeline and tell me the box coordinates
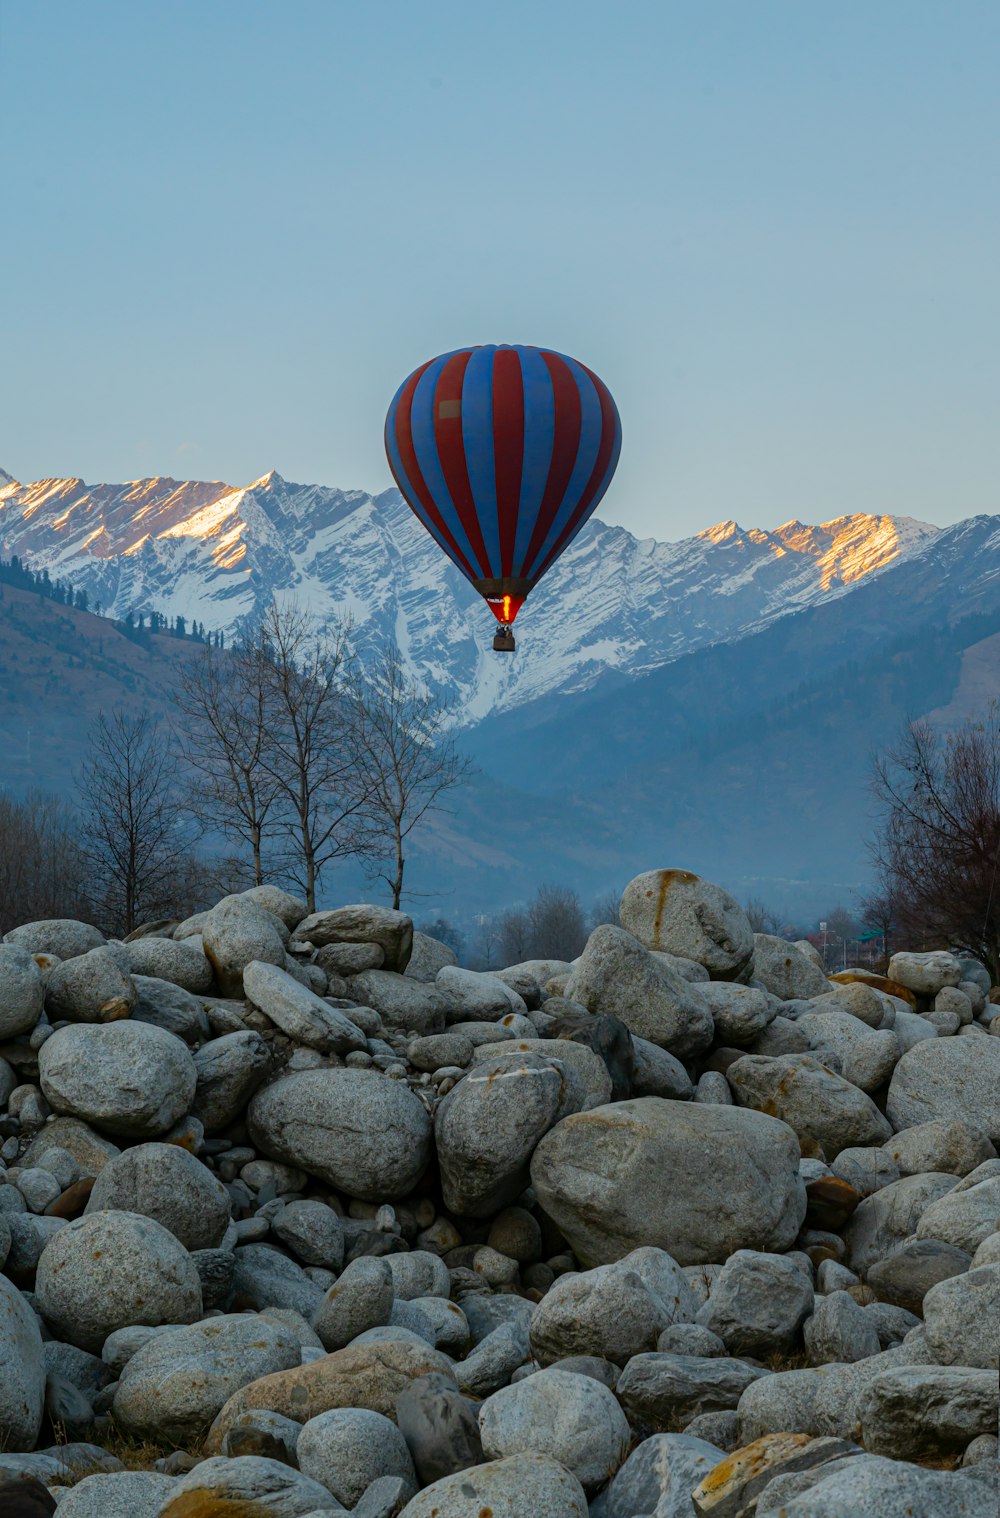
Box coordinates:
[0,555,221,645]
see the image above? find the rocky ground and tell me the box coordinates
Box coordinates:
[0,870,998,1518]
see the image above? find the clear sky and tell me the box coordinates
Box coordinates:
[2,0,997,540]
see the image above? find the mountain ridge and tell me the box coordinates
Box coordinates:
[0,466,939,723]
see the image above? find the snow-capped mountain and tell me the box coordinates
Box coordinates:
[0,467,939,722]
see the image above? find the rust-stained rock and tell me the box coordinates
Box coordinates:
[804,1175,863,1231]
[692,1432,861,1515]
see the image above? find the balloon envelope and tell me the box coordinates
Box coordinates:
[385,344,621,624]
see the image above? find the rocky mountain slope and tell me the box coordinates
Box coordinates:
[0,468,937,722]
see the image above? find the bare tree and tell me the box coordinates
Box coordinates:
[743,895,781,935]
[352,644,472,909]
[257,602,366,913]
[177,633,281,886]
[498,906,533,965]
[470,912,502,970]
[871,708,1000,978]
[76,710,186,934]
[590,887,621,931]
[0,791,89,934]
[528,883,588,960]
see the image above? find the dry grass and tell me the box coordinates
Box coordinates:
[50,1418,203,1474]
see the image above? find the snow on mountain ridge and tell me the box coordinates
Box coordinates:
[0,468,940,723]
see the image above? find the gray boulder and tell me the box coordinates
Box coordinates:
[736,1367,829,1443]
[131,975,209,1042]
[472,1037,612,1109]
[248,1067,432,1199]
[887,950,963,995]
[125,936,213,994]
[165,1454,345,1516]
[395,1372,483,1486]
[765,1455,998,1518]
[312,1256,394,1352]
[630,1035,694,1099]
[727,1054,892,1157]
[699,982,775,1044]
[238,885,309,929]
[843,1172,958,1274]
[794,1011,900,1094]
[272,1200,344,1271]
[436,1051,575,1217]
[830,1147,900,1197]
[616,1353,768,1428]
[866,1239,972,1314]
[914,1163,1000,1252]
[531,1098,806,1266]
[348,970,449,1034]
[113,1314,302,1443]
[857,1365,999,1460]
[804,1291,881,1364]
[0,944,45,1037]
[3,918,104,958]
[85,1142,231,1250]
[38,1021,196,1138]
[529,1256,692,1367]
[231,1244,325,1318]
[397,1453,588,1518]
[752,935,832,1000]
[293,904,413,972]
[438,965,527,1020]
[202,895,287,997]
[922,1264,1000,1370]
[297,1407,416,1508]
[405,931,457,981]
[192,1030,272,1132]
[44,946,136,1023]
[53,1471,176,1518]
[565,925,713,1057]
[619,869,754,980]
[698,1250,813,1356]
[35,1210,202,1353]
[0,1274,45,1451]
[887,1036,1000,1145]
[243,960,367,1054]
[605,1432,725,1518]
[479,1367,631,1493]
[884,1118,997,1177]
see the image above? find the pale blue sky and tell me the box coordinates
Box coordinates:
[2,0,996,539]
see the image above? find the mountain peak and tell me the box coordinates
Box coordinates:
[0,467,16,488]
[247,469,284,490]
[698,519,745,544]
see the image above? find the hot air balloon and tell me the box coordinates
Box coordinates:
[385,345,621,652]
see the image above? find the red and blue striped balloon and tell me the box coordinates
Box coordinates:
[384,345,621,627]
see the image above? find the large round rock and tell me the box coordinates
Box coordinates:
[567,925,714,1057]
[113,1314,302,1443]
[85,1142,231,1250]
[0,944,45,1038]
[38,1021,197,1138]
[479,1367,631,1493]
[399,1453,588,1518]
[620,869,755,980]
[887,1037,1000,1146]
[435,1051,574,1217]
[248,1067,432,1199]
[35,1210,202,1353]
[0,1273,45,1450]
[530,1098,806,1266]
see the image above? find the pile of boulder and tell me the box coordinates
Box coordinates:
[0,867,997,1517]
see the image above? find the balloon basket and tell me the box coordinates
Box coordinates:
[492,626,516,653]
